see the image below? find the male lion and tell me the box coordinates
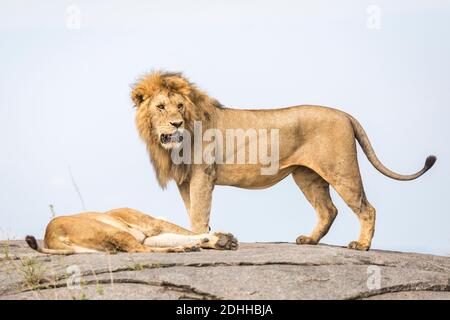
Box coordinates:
[131,71,436,251]
[26,208,237,254]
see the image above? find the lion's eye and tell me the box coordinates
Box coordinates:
[177,103,184,110]
[156,104,165,110]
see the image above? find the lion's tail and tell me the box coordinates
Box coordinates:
[347,114,436,181]
[25,236,74,255]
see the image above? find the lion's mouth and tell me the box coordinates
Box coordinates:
[160,131,184,144]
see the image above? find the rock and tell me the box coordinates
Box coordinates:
[0,241,449,300]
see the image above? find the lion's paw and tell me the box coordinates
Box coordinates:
[170,244,201,253]
[295,235,318,245]
[183,244,201,252]
[210,232,238,250]
[347,241,370,251]
[167,246,186,253]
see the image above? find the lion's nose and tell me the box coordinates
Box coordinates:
[170,121,183,128]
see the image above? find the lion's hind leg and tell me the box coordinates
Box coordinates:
[315,163,376,251]
[292,166,338,245]
[331,181,376,251]
[107,208,237,250]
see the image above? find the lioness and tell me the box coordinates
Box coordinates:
[26,208,238,254]
[131,71,436,251]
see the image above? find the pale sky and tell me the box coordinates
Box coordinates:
[1,0,449,255]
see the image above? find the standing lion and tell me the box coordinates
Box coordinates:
[131,71,436,251]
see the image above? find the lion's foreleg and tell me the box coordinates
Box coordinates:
[188,168,214,234]
[177,181,191,218]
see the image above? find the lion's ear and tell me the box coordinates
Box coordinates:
[162,75,191,97]
[131,89,145,107]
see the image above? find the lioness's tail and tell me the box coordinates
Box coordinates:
[347,114,437,181]
[25,236,74,255]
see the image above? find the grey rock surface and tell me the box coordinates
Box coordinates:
[0,241,449,300]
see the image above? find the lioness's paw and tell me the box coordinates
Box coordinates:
[182,244,201,252]
[295,235,318,245]
[211,232,238,250]
[167,246,187,253]
[169,244,201,253]
[347,241,370,251]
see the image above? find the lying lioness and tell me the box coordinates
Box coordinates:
[25,208,238,254]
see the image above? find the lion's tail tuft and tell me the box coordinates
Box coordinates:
[25,235,39,251]
[425,155,437,171]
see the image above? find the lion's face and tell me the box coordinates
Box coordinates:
[142,91,189,150]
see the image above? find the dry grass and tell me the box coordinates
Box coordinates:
[17,257,47,290]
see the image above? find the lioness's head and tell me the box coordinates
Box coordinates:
[131,70,221,186]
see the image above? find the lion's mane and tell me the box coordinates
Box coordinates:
[131,71,222,188]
